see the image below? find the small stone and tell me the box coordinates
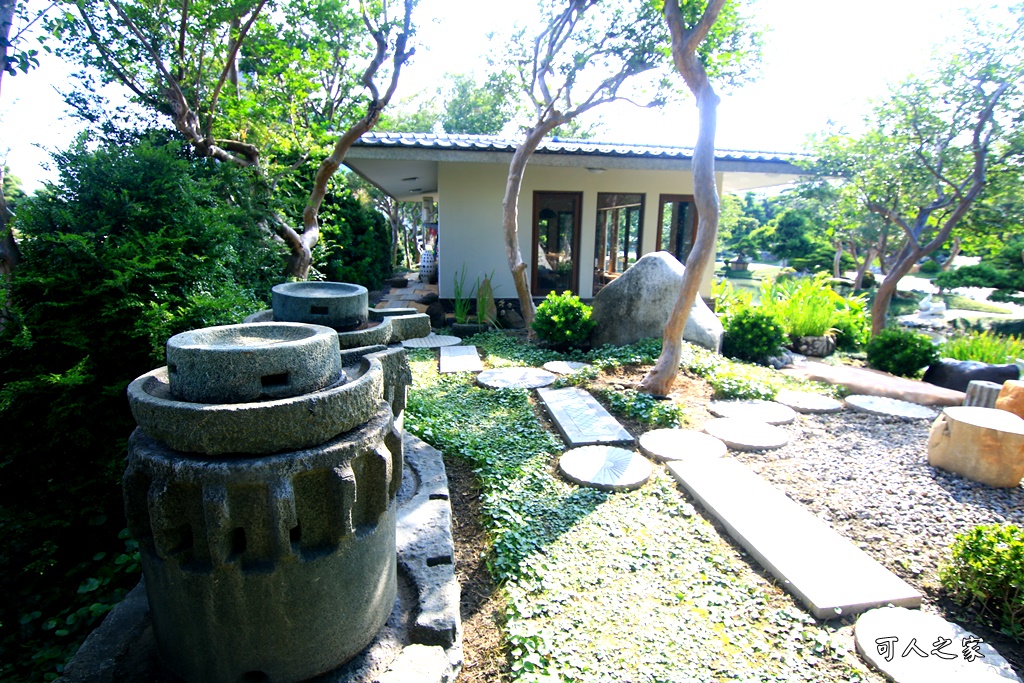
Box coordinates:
[844,395,938,420]
[708,399,798,425]
[702,418,789,451]
[639,428,727,462]
[855,606,1022,683]
[477,367,557,389]
[558,446,652,491]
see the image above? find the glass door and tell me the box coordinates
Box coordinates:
[593,193,644,295]
[532,192,582,297]
[658,194,698,264]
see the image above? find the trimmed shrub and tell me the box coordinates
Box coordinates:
[865,327,939,378]
[918,258,941,274]
[532,291,596,349]
[721,307,787,365]
[940,523,1024,640]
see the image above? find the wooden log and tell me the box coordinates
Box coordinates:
[995,379,1024,419]
[927,406,1024,487]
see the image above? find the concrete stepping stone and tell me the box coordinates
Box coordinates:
[438,345,483,374]
[537,387,634,447]
[775,389,845,414]
[476,367,557,390]
[639,428,727,462]
[855,606,1021,682]
[845,394,938,420]
[542,360,592,375]
[708,399,797,425]
[558,446,652,491]
[703,418,789,451]
[668,457,922,620]
[401,334,462,349]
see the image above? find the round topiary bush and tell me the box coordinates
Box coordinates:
[939,523,1024,640]
[532,291,596,349]
[865,327,939,377]
[918,258,941,274]
[721,308,787,365]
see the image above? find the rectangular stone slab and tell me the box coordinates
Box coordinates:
[438,345,483,373]
[667,457,921,620]
[537,387,633,447]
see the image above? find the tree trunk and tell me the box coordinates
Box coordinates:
[502,121,561,331]
[941,236,961,271]
[832,241,843,278]
[639,0,726,397]
[0,0,15,100]
[853,246,876,291]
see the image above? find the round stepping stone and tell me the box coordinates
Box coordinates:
[703,418,789,451]
[708,399,797,425]
[844,394,937,420]
[476,367,557,389]
[542,360,592,375]
[774,389,844,414]
[558,446,652,491]
[401,333,462,349]
[855,606,1021,683]
[639,428,728,462]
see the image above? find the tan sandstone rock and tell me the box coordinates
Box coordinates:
[995,378,1024,419]
[928,406,1024,487]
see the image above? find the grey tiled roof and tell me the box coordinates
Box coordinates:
[352,132,809,163]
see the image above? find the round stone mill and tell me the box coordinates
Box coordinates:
[124,322,404,683]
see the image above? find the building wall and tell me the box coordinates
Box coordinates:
[436,160,721,301]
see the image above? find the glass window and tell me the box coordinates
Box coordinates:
[593,193,644,295]
[658,194,698,265]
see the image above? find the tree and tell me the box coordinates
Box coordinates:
[812,7,1024,335]
[639,0,758,397]
[496,0,681,329]
[53,0,415,278]
[441,72,515,135]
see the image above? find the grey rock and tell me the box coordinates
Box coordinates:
[703,418,789,451]
[708,400,798,425]
[272,281,368,331]
[964,380,1004,408]
[425,302,447,329]
[370,307,421,320]
[389,314,432,343]
[166,322,341,404]
[127,357,385,455]
[774,390,844,414]
[558,445,653,491]
[639,428,727,462]
[589,252,723,352]
[844,395,938,420]
[477,367,557,389]
[376,645,451,683]
[923,358,1019,393]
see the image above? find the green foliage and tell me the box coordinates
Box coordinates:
[940,330,1024,364]
[918,258,941,274]
[594,388,685,428]
[452,265,472,323]
[704,364,780,401]
[0,137,284,681]
[315,184,392,290]
[832,297,871,352]
[758,273,839,338]
[865,327,939,377]
[940,524,1024,640]
[936,263,1024,304]
[441,72,515,135]
[585,337,664,369]
[532,290,596,349]
[722,307,787,365]
[711,277,753,319]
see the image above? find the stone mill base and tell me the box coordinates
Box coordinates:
[59,433,462,683]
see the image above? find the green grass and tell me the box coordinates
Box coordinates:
[940,330,1024,364]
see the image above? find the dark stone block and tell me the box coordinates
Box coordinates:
[922,359,1020,393]
[425,302,447,329]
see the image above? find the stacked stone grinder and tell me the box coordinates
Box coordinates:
[124,321,406,683]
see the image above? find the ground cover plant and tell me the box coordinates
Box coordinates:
[406,334,871,682]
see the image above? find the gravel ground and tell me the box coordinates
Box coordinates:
[729,409,1024,673]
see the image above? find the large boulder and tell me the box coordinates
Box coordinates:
[922,358,1019,393]
[589,252,723,351]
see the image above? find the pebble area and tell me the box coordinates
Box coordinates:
[731,409,1024,602]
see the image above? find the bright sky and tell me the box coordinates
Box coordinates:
[0,0,1016,192]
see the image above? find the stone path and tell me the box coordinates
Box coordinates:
[537,387,634,447]
[774,389,845,414]
[638,428,727,462]
[780,358,965,407]
[542,360,592,375]
[476,367,557,390]
[668,457,922,620]
[401,334,462,349]
[844,395,938,420]
[854,606,1021,682]
[438,346,483,374]
[708,400,797,425]
[558,445,653,491]
[703,418,789,451]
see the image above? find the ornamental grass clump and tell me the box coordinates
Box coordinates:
[940,523,1024,640]
[758,273,843,339]
[532,290,596,349]
[940,330,1024,365]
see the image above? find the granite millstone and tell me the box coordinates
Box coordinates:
[388,314,432,343]
[337,318,394,350]
[166,322,341,404]
[845,395,938,420]
[558,446,652,491]
[639,428,728,462]
[708,399,798,425]
[272,281,368,331]
[127,357,385,455]
[854,606,1022,682]
[703,418,790,451]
